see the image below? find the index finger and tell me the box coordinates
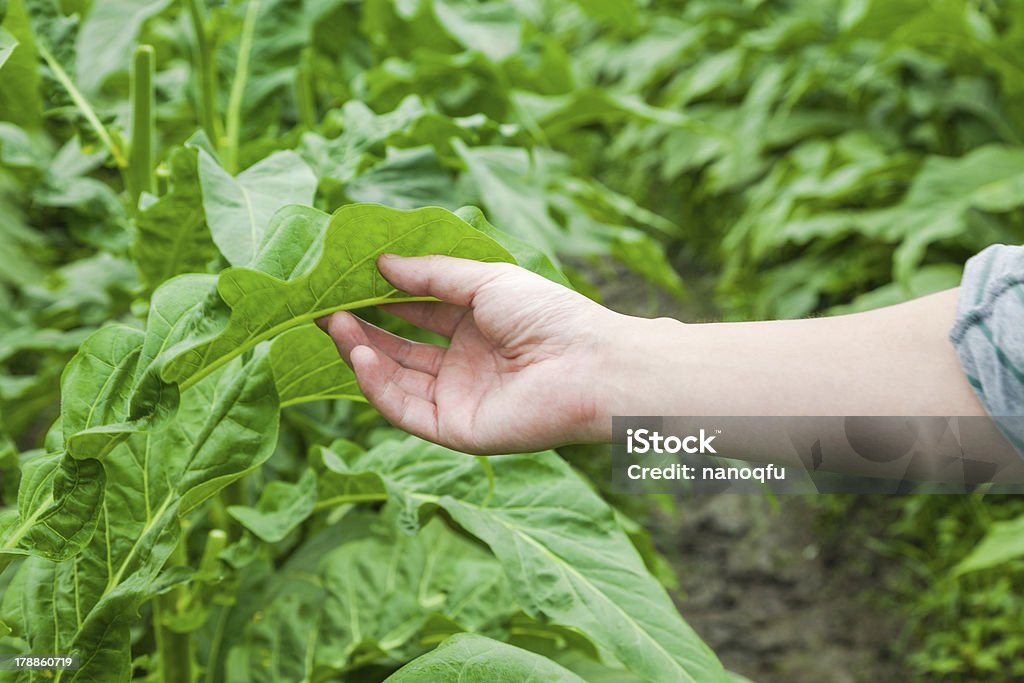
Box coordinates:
[378,254,514,307]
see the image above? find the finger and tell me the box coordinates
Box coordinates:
[320,311,443,375]
[356,318,445,375]
[380,301,467,337]
[349,345,440,441]
[377,254,513,307]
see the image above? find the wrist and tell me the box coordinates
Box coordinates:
[580,313,691,442]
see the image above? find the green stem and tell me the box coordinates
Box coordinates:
[36,43,129,169]
[220,480,245,540]
[128,45,156,212]
[198,529,227,575]
[156,162,171,196]
[476,456,495,507]
[185,0,222,146]
[223,0,261,173]
[154,535,195,683]
[296,47,317,129]
[208,498,232,539]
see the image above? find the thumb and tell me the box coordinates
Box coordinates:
[377,254,513,307]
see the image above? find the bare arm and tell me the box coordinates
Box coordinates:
[594,288,986,429]
[320,256,1019,481]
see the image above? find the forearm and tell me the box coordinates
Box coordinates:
[599,288,985,420]
[586,289,1024,482]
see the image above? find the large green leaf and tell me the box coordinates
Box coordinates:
[132,146,219,291]
[887,145,1024,281]
[74,0,170,94]
[455,206,570,287]
[54,276,213,460]
[222,515,518,681]
[320,437,727,683]
[161,203,515,390]
[454,142,563,256]
[345,146,464,210]
[298,97,435,188]
[0,453,104,563]
[2,265,282,679]
[227,469,317,543]
[385,633,586,683]
[197,149,317,266]
[6,354,279,682]
[60,325,144,443]
[454,141,685,297]
[431,0,522,63]
[270,324,362,407]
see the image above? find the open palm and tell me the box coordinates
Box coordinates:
[319,255,619,453]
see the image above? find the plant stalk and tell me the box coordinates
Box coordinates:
[185,0,222,147]
[224,0,261,173]
[198,529,228,575]
[296,47,317,130]
[154,534,195,683]
[128,45,156,212]
[219,480,246,540]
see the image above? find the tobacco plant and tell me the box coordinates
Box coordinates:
[0,1,735,679]
[0,201,725,682]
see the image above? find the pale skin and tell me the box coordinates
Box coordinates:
[318,254,1020,480]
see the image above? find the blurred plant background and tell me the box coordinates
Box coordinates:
[2,0,1024,680]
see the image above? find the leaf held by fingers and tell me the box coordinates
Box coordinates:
[161,203,516,389]
[270,325,364,407]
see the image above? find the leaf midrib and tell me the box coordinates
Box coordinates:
[417,492,708,683]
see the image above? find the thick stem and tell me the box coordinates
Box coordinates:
[198,529,228,575]
[185,0,222,146]
[219,480,246,540]
[296,47,317,130]
[128,45,156,212]
[155,162,171,196]
[154,534,195,683]
[224,0,261,173]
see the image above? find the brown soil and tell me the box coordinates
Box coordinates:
[660,495,905,683]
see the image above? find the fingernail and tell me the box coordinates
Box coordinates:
[315,316,331,332]
[379,253,398,261]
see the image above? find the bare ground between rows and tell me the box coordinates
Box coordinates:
[658,495,905,683]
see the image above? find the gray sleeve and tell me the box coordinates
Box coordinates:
[949,244,1024,455]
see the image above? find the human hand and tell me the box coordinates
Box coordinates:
[318,254,627,454]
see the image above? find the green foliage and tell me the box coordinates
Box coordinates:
[1,195,718,680]
[315,436,724,682]
[3,0,1024,680]
[817,494,1024,681]
[0,27,16,71]
[579,0,1024,318]
[160,203,515,389]
[385,633,587,683]
[957,514,1024,575]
